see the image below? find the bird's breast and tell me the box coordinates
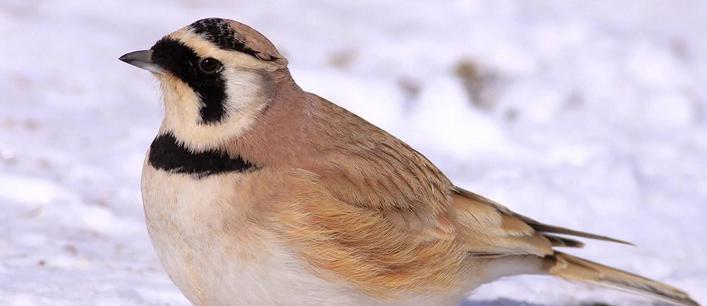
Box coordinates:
[140,161,369,306]
[141,131,285,305]
[140,161,267,305]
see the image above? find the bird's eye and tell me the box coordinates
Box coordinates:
[198,57,222,73]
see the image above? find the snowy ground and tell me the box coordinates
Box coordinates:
[1,1,706,305]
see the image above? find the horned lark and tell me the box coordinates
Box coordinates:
[119,18,699,306]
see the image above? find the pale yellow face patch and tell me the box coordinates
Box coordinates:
[154,28,278,151]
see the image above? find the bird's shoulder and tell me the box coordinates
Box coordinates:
[301,92,453,216]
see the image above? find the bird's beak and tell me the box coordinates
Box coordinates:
[119,50,163,73]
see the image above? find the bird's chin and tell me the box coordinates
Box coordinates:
[144,64,165,74]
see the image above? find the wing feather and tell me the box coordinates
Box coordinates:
[259,96,629,298]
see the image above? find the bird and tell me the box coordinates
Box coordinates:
[119,18,699,306]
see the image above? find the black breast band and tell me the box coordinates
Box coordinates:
[148,133,257,177]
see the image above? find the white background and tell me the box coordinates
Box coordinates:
[1,1,705,305]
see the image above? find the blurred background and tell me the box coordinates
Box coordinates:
[1,0,706,305]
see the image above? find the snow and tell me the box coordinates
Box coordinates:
[1,0,706,305]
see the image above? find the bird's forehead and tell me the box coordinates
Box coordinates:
[164,29,224,59]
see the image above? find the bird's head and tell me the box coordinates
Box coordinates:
[120,18,289,150]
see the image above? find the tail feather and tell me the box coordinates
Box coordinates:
[543,234,585,248]
[543,252,699,306]
[526,221,633,245]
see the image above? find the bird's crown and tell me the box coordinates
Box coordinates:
[186,18,285,63]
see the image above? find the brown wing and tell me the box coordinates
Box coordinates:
[258,95,627,298]
[262,167,466,299]
[262,138,466,298]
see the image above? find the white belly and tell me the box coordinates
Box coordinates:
[141,164,468,306]
[141,164,357,306]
